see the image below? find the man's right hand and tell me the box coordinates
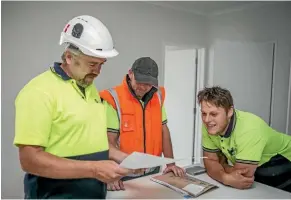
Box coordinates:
[223,168,254,189]
[92,160,131,183]
[107,180,125,191]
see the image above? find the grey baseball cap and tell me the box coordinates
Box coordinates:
[131,57,159,86]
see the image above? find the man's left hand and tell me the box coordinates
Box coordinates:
[163,163,186,177]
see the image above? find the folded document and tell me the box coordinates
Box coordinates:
[151,172,218,198]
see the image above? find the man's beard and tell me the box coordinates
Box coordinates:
[76,74,97,87]
[77,78,90,88]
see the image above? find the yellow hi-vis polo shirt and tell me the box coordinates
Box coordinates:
[14,63,109,157]
[202,109,291,166]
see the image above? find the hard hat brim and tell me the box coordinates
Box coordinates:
[60,33,119,58]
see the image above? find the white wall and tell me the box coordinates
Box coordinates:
[210,41,275,124]
[207,2,291,133]
[1,1,207,198]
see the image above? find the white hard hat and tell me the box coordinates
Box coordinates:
[60,15,118,58]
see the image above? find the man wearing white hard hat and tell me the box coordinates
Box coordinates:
[13,15,133,199]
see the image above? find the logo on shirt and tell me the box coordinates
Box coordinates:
[227,147,236,156]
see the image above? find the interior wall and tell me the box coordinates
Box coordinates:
[207,2,291,133]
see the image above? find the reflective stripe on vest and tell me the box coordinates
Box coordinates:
[107,88,122,128]
[157,88,162,108]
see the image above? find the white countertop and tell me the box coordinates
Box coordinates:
[107,173,291,199]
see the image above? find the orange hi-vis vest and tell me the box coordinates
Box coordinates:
[100,76,165,156]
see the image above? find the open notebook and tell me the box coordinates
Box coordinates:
[150,172,218,198]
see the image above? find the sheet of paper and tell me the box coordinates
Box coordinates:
[182,184,205,195]
[119,152,176,169]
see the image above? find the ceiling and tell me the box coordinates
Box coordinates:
[146,1,276,17]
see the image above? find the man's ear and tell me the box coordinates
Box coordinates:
[227,106,234,118]
[65,51,73,65]
[128,69,134,79]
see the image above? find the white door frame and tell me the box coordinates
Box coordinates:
[193,48,206,164]
[162,43,206,165]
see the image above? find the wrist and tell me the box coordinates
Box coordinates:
[221,172,230,185]
[117,153,128,164]
[122,153,129,161]
[111,150,128,164]
[84,161,96,178]
[223,164,231,173]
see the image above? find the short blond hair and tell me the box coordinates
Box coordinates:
[197,86,234,111]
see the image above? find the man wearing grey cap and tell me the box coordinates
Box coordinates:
[100,57,185,191]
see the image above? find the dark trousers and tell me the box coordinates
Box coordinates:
[255,155,291,193]
[24,151,109,199]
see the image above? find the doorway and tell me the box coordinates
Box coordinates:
[163,46,205,167]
